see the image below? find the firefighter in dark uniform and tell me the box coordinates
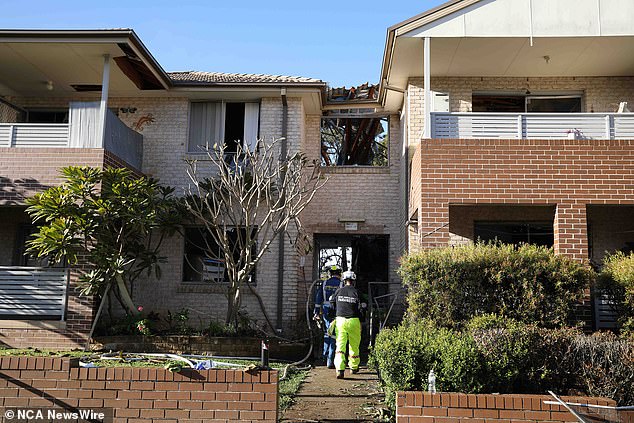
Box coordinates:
[313,265,343,368]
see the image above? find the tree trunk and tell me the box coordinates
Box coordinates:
[116,275,138,316]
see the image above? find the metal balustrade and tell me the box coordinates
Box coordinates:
[0,123,69,147]
[431,112,634,140]
[0,267,69,320]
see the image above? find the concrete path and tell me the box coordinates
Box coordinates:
[280,366,386,423]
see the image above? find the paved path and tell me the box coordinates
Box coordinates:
[280,366,386,423]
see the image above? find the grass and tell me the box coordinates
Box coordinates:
[279,366,308,411]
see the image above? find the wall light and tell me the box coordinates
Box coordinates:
[45,80,54,91]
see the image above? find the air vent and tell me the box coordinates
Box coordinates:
[70,84,102,92]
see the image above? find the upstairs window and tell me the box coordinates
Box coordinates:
[188,102,260,153]
[320,115,388,166]
[472,93,582,113]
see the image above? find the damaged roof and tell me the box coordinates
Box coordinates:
[168,71,325,86]
[327,82,379,103]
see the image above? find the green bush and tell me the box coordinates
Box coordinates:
[597,252,634,334]
[372,316,634,408]
[370,320,484,406]
[399,243,593,328]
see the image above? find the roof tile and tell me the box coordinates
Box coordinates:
[168,71,323,85]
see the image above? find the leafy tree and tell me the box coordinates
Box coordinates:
[185,139,326,327]
[26,166,182,322]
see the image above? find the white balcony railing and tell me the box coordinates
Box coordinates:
[431,112,634,140]
[0,123,69,147]
[0,267,69,320]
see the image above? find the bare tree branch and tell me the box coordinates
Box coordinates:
[184,139,327,327]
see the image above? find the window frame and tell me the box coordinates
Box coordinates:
[319,114,390,167]
[181,226,257,285]
[187,101,261,154]
[473,220,554,247]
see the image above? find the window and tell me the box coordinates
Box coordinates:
[320,116,388,166]
[188,102,260,153]
[472,94,582,113]
[474,221,554,247]
[26,109,69,123]
[12,224,63,267]
[182,227,256,283]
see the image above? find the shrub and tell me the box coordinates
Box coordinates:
[597,252,634,334]
[399,243,593,328]
[570,332,634,405]
[370,320,484,406]
[372,316,634,408]
[467,315,544,393]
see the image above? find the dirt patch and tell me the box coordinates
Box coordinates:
[281,365,387,423]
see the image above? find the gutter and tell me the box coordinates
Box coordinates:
[377,0,481,106]
[276,88,289,332]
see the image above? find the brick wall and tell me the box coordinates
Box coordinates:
[396,392,626,423]
[0,148,106,205]
[0,357,277,423]
[301,113,404,285]
[413,138,634,261]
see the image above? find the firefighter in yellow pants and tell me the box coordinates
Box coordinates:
[332,270,362,379]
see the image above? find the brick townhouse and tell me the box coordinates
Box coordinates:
[1,0,633,348]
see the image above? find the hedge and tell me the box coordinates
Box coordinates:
[597,251,634,335]
[371,316,634,408]
[399,243,593,328]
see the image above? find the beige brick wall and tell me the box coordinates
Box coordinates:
[119,96,309,332]
[3,94,408,333]
[301,113,404,286]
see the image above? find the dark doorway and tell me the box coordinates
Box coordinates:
[313,234,389,363]
[313,234,389,295]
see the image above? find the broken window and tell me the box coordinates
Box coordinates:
[182,227,256,284]
[320,115,388,166]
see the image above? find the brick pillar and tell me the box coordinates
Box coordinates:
[553,202,588,261]
[418,201,450,249]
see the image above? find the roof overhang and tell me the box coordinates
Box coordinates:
[0,29,171,97]
[379,0,634,112]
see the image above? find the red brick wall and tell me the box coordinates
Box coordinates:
[415,139,634,260]
[0,357,278,422]
[397,392,621,423]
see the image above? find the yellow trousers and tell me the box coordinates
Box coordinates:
[334,316,361,371]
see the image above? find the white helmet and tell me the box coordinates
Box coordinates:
[342,270,356,281]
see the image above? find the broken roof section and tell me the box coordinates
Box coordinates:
[327,82,379,103]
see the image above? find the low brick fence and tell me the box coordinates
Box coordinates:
[397,392,633,423]
[0,357,277,422]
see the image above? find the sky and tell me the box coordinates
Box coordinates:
[2,0,446,88]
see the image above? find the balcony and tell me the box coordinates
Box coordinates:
[0,267,70,320]
[0,105,143,170]
[431,112,634,140]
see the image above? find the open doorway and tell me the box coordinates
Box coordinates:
[313,234,389,296]
[313,234,389,362]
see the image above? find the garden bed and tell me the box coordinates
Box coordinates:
[92,335,309,360]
